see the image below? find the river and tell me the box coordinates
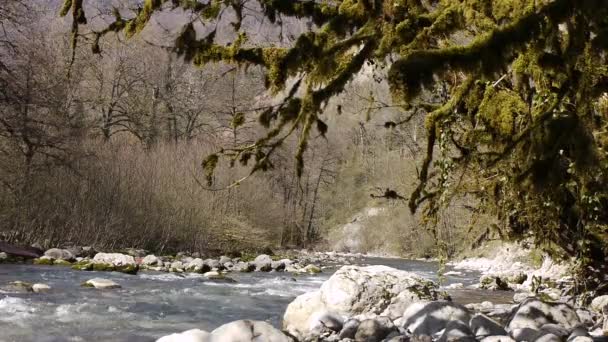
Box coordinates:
[0,257,510,342]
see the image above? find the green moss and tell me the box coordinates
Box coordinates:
[338,0,366,21]
[33,258,54,265]
[116,264,139,275]
[53,259,72,266]
[71,261,93,271]
[478,87,528,137]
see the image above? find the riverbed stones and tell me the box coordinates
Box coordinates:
[470,314,507,338]
[170,261,185,273]
[283,265,441,340]
[4,281,33,292]
[354,317,395,342]
[437,320,476,342]
[506,298,581,341]
[93,252,135,266]
[398,301,471,337]
[219,256,232,265]
[210,320,291,342]
[86,252,139,274]
[142,255,161,266]
[33,256,54,265]
[254,254,273,272]
[339,319,361,339]
[233,261,254,272]
[157,329,210,342]
[44,248,74,261]
[185,258,211,273]
[590,295,608,313]
[480,275,512,291]
[32,283,51,293]
[204,259,221,270]
[83,278,121,289]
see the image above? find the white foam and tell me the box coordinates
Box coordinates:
[0,296,36,324]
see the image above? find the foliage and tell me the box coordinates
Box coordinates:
[62,0,608,281]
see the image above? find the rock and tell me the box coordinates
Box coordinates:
[0,241,42,258]
[354,317,394,342]
[382,288,434,320]
[339,319,361,340]
[142,255,161,266]
[32,283,51,293]
[204,259,221,270]
[254,254,273,272]
[513,292,533,304]
[507,273,528,285]
[539,288,562,301]
[204,271,236,283]
[157,329,210,342]
[480,275,512,291]
[568,337,593,342]
[186,258,211,274]
[4,281,33,292]
[506,298,581,341]
[309,311,344,336]
[385,335,409,342]
[398,301,471,337]
[94,252,135,266]
[44,248,74,261]
[33,256,54,265]
[83,278,121,289]
[271,260,286,271]
[80,246,97,258]
[470,314,507,338]
[283,265,440,340]
[479,336,515,342]
[170,261,185,273]
[91,253,138,274]
[210,320,291,342]
[53,259,72,266]
[0,252,7,261]
[437,320,475,342]
[233,261,254,272]
[219,256,232,265]
[303,264,321,274]
[590,295,608,313]
[575,309,596,328]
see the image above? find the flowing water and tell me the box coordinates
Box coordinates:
[0,257,509,342]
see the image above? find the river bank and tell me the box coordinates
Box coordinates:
[2,243,604,342]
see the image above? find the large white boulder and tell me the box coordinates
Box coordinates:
[157,329,210,342]
[83,278,121,289]
[283,265,440,340]
[142,255,161,266]
[590,295,608,313]
[506,298,581,341]
[396,301,471,337]
[44,248,74,261]
[210,320,291,342]
[32,283,51,293]
[93,253,136,266]
[253,254,273,272]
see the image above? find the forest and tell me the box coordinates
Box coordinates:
[1,0,607,278]
[0,0,470,258]
[3,1,608,342]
